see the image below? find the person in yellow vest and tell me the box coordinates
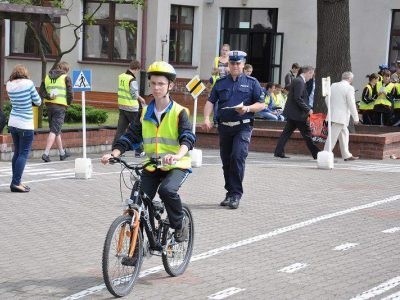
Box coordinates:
[101,61,196,243]
[392,80,400,126]
[374,69,395,125]
[359,73,379,125]
[113,60,146,157]
[39,61,72,162]
[273,83,287,110]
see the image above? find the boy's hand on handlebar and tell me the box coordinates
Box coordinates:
[163,154,178,165]
[101,154,113,165]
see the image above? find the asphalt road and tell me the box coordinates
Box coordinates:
[0,150,399,300]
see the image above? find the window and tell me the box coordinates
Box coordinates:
[10,17,60,57]
[389,10,400,66]
[83,1,138,62]
[169,5,194,65]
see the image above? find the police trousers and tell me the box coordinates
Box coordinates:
[218,123,252,198]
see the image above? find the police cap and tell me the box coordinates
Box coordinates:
[228,50,247,62]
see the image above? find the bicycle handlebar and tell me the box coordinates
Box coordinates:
[108,156,161,171]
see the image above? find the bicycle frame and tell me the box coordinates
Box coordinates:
[116,161,168,259]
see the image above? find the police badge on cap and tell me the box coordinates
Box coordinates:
[228,50,247,62]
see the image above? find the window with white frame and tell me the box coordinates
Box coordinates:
[169,5,194,65]
[83,1,138,62]
[9,17,60,57]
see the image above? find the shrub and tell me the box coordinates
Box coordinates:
[3,102,108,125]
[65,104,108,124]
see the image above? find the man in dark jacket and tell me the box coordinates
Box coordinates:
[274,65,320,159]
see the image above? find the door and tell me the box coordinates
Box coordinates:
[224,30,283,83]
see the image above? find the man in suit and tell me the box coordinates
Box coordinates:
[274,65,320,159]
[324,71,359,161]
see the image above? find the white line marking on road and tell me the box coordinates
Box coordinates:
[381,290,400,300]
[62,195,400,299]
[207,287,246,299]
[349,276,400,300]
[382,227,400,233]
[333,243,359,251]
[278,263,308,273]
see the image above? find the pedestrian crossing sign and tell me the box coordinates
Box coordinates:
[72,69,92,92]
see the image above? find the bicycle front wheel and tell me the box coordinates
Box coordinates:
[162,204,194,276]
[102,215,143,297]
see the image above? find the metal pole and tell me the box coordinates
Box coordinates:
[192,96,197,134]
[327,77,332,153]
[82,91,87,159]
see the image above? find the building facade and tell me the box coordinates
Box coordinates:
[1,0,400,98]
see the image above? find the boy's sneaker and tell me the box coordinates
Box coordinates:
[174,216,189,243]
[41,154,51,162]
[135,151,145,158]
[60,150,70,161]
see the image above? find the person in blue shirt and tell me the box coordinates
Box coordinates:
[202,50,265,209]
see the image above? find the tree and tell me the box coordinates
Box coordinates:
[314,0,351,113]
[5,0,144,126]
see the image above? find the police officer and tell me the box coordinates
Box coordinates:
[203,50,265,209]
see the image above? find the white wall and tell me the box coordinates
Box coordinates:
[2,0,400,95]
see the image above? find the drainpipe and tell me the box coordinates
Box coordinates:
[140,1,148,96]
[0,20,4,110]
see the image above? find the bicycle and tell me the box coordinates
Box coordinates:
[102,156,194,297]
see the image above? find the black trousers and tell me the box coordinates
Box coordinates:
[113,109,143,153]
[274,118,320,159]
[113,110,138,146]
[134,168,189,229]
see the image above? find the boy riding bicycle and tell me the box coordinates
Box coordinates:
[101,61,196,242]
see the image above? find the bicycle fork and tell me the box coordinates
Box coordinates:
[116,210,140,258]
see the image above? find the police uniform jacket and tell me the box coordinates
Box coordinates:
[209,73,264,123]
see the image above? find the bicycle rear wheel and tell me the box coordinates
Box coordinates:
[162,204,194,276]
[102,215,143,297]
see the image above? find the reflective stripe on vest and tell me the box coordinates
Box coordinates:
[374,82,394,108]
[142,102,191,171]
[117,73,139,111]
[359,84,374,111]
[44,74,68,106]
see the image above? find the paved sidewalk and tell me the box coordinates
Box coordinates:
[0,150,399,299]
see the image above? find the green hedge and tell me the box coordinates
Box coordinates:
[2,102,108,125]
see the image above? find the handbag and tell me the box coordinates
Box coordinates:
[309,113,328,143]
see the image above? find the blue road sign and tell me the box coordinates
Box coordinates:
[72,70,92,92]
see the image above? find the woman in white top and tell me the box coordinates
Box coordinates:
[6,64,41,192]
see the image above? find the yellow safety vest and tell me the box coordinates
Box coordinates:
[274,92,286,108]
[359,84,375,111]
[117,73,139,111]
[211,75,220,87]
[374,82,394,108]
[393,83,400,110]
[141,102,191,172]
[44,74,68,106]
